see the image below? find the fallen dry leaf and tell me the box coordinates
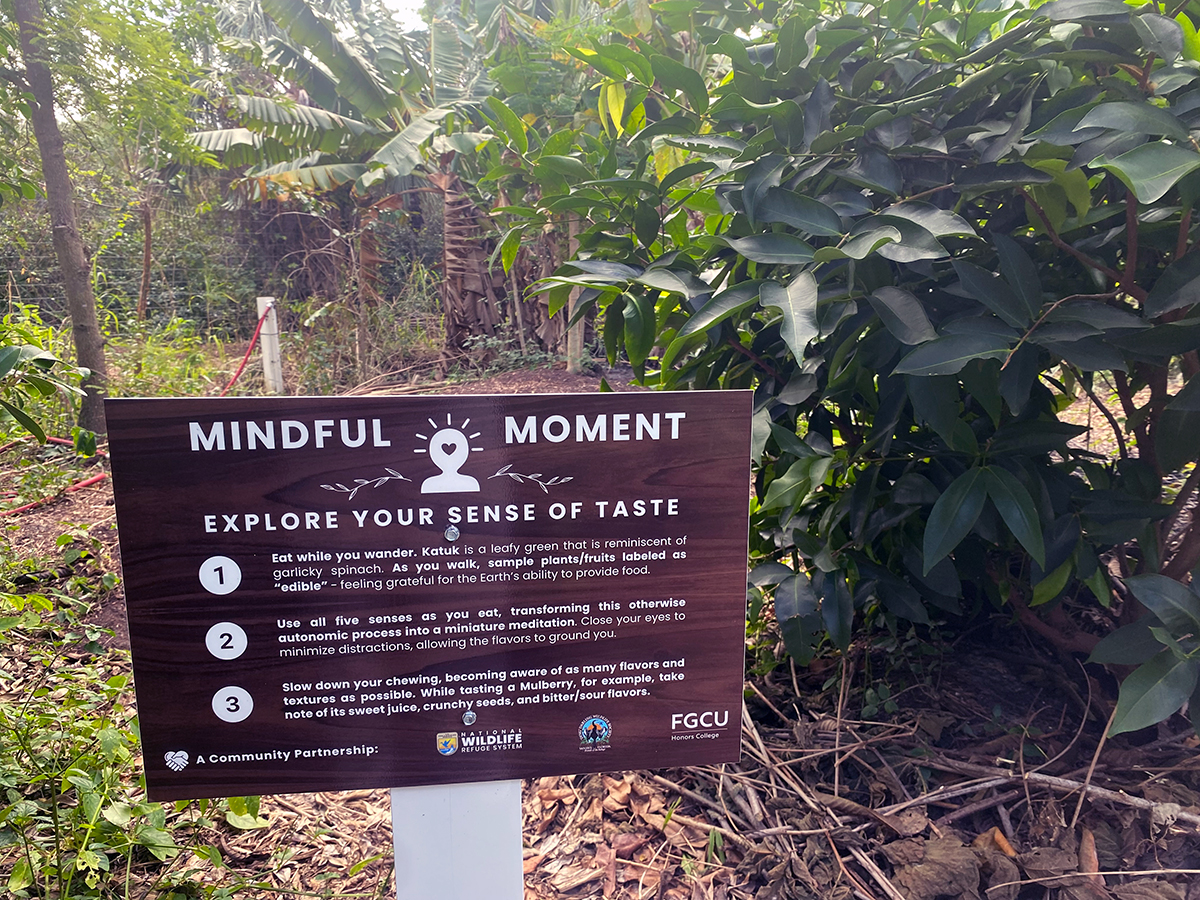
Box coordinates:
[892,837,981,900]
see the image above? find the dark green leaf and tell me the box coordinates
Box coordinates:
[750,562,795,586]
[1078,102,1189,139]
[1167,376,1200,411]
[840,149,902,195]
[651,55,709,113]
[983,466,1046,567]
[761,272,819,358]
[1145,250,1200,317]
[775,573,819,621]
[742,155,787,227]
[676,281,765,338]
[634,200,661,248]
[894,333,1011,376]
[822,572,854,651]
[723,233,815,264]
[955,163,1054,190]
[923,467,989,573]
[623,292,656,369]
[1132,13,1184,59]
[1109,651,1200,735]
[1039,0,1131,21]
[758,188,844,236]
[1124,574,1200,636]
[993,235,1043,321]
[1099,142,1200,203]
[880,201,976,237]
[953,260,1030,327]
[0,399,45,442]
[1154,408,1200,472]
[1089,618,1166,665]
[868,287,937,345]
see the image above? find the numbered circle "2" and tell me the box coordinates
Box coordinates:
[205,622,247,660]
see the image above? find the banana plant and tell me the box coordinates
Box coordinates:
[196,0,490,196]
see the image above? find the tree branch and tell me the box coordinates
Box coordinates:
[0,66,28,90]
[1112,370,1149,459]
[1001,292,1117,371]
[1066,364,1128,460]
[1161,463,1200,550]
[725,336,784,383]
[1019,188,1147,302]
[1124,190,1138,286]
[1176,208,1192,261]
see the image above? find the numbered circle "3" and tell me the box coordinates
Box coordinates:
[211,686,254,723]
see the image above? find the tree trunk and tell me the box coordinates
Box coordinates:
[14,0,108,433]
[566,215,583,374]
[137,202,152,321]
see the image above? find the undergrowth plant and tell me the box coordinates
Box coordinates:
[0,305,84,443]
[0,532,277,899]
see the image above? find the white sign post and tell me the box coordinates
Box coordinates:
[390,780,523,898]
[255,296,284,394]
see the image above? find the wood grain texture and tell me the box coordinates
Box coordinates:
[106,392,750,800]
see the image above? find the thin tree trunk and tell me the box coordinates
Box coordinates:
[566,215,583,374]
[14,0,108,433]
[137,202,152,321]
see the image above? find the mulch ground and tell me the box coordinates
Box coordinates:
[2,363,1198,900]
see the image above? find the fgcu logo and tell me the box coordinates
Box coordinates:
[671,710,730,730]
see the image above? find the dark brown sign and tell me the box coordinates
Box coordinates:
[106,392,750,800]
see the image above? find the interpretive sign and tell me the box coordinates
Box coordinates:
[106,392,750,800]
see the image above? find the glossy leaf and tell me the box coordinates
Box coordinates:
[868,287,936,345]
[1125,574,1200,636]
[758,188,844,236]
[761,272,819,359]
[923,467,989,574]
[1077,102,1189,139]
[651,54,709,113]
[1090,618,1166,665]
[1099,142,1200,203]
[894,333,1012,376]
[723,233,815,264]
[1109,651,1200,736]
[1145,250,1200,317]
[676,282,765,338]
[775,572,819,621]
[983,466,1046,568]
[953,260,1030,327]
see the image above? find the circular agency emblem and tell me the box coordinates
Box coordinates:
[578,715,612,751]
[436,732,459,756]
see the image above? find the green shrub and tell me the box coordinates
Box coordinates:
[485,0,1200,734]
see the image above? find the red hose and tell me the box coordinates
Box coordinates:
[2,471,108,517]
[221,305,274,396]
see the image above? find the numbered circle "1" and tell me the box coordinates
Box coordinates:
[205,622,247,660]
[199,556,241,595]
[212,686,254,723]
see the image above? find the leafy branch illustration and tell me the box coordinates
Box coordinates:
[320,468,410,501]
[488,464,573,493]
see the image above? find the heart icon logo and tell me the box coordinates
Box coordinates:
[439,440,457,456]
[164,750,189,772]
